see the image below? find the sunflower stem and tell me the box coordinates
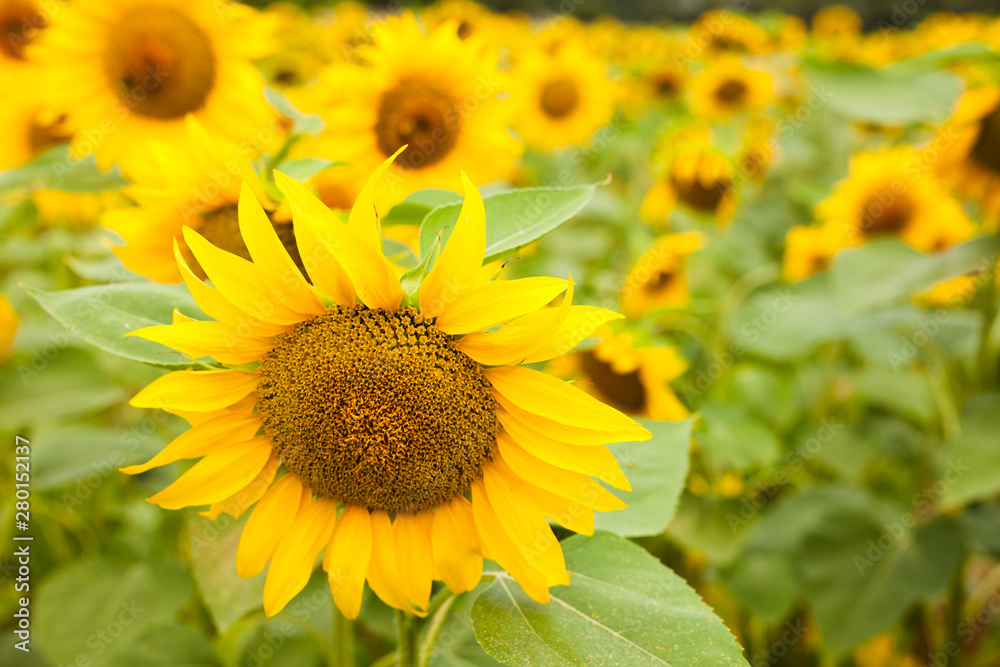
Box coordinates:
[417,592,458,667]
[330,605,354,667]
[395,609,419,667]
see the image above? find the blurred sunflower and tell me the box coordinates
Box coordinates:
[0,294,17,364]
[621,232,703,318]
[30,0,274,175]
[312,13,520,203]
[0,98,69,170]
[122,153,648,618]
[689,11,770,55]
[936,86,1000,226]
[33,190,124,229]
[101,118,286,284]
[816,148,976,251]
[510,42,616,151]
[642,129,739,225]
[0,0,47,79]
[782,223,851,282]
[255,3,328,94]
[811,5,863,38]
[621,57,688,116]
[689,58,773,121]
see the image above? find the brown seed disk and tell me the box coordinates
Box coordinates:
[188,205,306,281]
[256,306,498,514]
[375,78,461,169]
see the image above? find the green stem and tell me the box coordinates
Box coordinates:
[330,605,354,667]
[418,593,459,667]
[370,650,399,667]
[396,609,418,667]
[945,557,965,667]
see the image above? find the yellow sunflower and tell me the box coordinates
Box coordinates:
[0,96,69,170]
[30,0,275,176]
[620,232,703,319]
[816,147,976,251]
[642,128,740,226]
[510,41,616,151]
[101,118,284,284]
[0,0,48,81]
[782,223,851,282]
[689,57,774,121]
[935,85,1000,226]
[121,153,649,618]
[310,13,520,205]
[255,3,328,94]
[810,5,862,39]
[0,294,17,364]
[689,11,770,56]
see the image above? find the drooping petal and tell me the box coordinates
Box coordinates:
[367,511,425,615]
[325,504,372,620]
[499,421,630,491]
[237,182,326,317]
[130,370,257,412]
[394,511,435,612]
[486,366,650,442]
[200,450,280,521]
[431,497,483,594]
[419,172,486,317]
[434,277,569,335]
[120,410,261,474]
[147,436,274,510]
[128,320,275,365]
[263,496,339,617]
[237,473,310,578]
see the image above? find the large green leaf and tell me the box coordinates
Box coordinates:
[104,624,218,667]
[34,557,193,666]
[0,144,127,193]
[941,394,1000,509]
[22,282,206,370]
[30,424,164,491]
[594,418,692,537]
[417,183,598,265]
[471,532,748,667]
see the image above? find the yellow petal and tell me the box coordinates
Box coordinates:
[470,479,550,603]
[347,147,406,251]
[419,172,486,317]
[128,320,275,365]
[130,369,257,412]
[325,505,372,620]
[273,171,356,307]
[120,410,261,474]
[431,497,483,594]
[496,437,627,512]
[237,473,310,578]
[200,450,280,521]
[367,511,426,615]
[147,436,274,510]
[263,496,339,617]
[522,306,624,364]
[497,403,632,446]
[482,464,569,586]
[394,511,435,611]
[182,226,304,325]
[486,366,650,441]
[502,468,595,536]
[238,183,326,318]
[434,277,569,335]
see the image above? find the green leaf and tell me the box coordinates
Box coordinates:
[959,501,1000,556]
[382,189,463,228]
[30,424,164,491]
[274,157,344,182]
[400,232,441,297]
[830,236,999,315]
[941,394,1000,509]
[104,624,218,667]
[471,532,748,667]
[417,183,598,265]
[0,144,127,193]
[803,59,962,124]
[425,586,503,667]
[697,402,782,469]
[667,494,753,566]
[188,513,266,632]
[594,418,692,537]
[35,557,193,666]
[264,86,325,137]
[719,553,799,625]
[796,513,962,656]
[22,281,206,370]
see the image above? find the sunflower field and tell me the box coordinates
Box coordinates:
[2,1,1000,665]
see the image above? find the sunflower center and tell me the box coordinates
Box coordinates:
[189,205,304,280]
[256,306,498,514]
[376,78,460,170]
[540,77,580,119]
[0,1,43,60]
[859,191,914,237]
[580,352,646,413]
[715,79,749,106]
[644,268,677,293]
[103,6,216,120]
[29,114,70,153]
[671,172,730,212]
[970,105,1000,175]
[651,73,680,99]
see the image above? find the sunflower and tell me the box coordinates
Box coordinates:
[642,129,740,226]
[816,148,976,251]
[810,5,862,39]
[560,328,690,421]
[620,55,688,117]
[33,189,123,229]
[620,232,703,319]
[0,0,47,80]
[782,223,851,282]
[0,96,69,170]
[689,11,770,56]
[310,13,520,205]
[101,117,289,284]
[121,153,648,618]
[30,0,275,176]
[934,86,1000,227]
[689,57,773,121]
[510,41,616,151]
[255,3,328,94]
[0,294,17,364]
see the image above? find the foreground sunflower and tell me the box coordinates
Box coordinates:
[123,152,648,618]
[30,0,274,175]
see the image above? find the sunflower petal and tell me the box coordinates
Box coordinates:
[434,277,570,335]
[394,511,435,611]
[347,147,405,251]
[367,511,426,615]
[120,410,261,474]
[501,468,595,536]
[237,473,310,578]
[431,497,483,594]
[130,369,257,412]
[263,496,339,617]
[325,505,372,620]
[200,450,280,521]
[147,436,274,510]
[522,306,624,364]
[128,320,275,365]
